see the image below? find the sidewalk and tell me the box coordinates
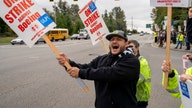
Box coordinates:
[152,42,192,53]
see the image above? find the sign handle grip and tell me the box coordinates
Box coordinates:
[42,35,89,92]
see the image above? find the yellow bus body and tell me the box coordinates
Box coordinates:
[47,28,69,41]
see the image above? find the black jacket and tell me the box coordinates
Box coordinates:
[186,17,192,43]
[69,49,140,108]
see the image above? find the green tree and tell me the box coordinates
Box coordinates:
[70,4,84,33]
[0,18,7,33]
[151,7,188,32]
[103,10,116,32]
[103,7,127,33]
[53,0,83,35]
[112,7,127,32]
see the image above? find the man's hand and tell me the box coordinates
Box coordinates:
[56,53,69,67]
[161,60,172,74]
[67,67,80,78]
[180,74,192,83]
[182,53,192,60]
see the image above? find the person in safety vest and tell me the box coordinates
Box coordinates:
[175,31,184,49]
[127,40,151,108]
[154,31,157,43]
[161,53,192,108]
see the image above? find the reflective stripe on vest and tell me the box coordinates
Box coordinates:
[166,86,179,93]
[139,74,151,82]
[138,56,151,82]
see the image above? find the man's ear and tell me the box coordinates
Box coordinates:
[125,41,128,47]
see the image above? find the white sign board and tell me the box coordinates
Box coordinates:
[154,24,160,31]
[184,20,187,32]
[78,0,109,45]
[182,59,192,73]
[150,0,190,7]
[178,76,192,108]
[0,0,56,47]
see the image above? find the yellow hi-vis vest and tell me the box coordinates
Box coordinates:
[136,56,151,102]
[153,32,157,37]
[162,68,192,108]
[177,34,184,41]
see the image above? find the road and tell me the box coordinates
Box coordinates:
[0,34,187,108]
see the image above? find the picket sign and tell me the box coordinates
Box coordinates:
[150,0,190,7]
[150,0,190,88]
[0,0,89,92]
[78,0,109,53]
[178,76,192,108]
[0,0,56,47]
[182,59,191,74]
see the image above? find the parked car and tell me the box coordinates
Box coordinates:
[127,32,132,36]
[78,29,90,39]
[71,34,78,40]
[11,38,24,45]
[35,37,46,44]
[140,33,144,36]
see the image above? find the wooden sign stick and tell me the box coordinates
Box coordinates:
[42,35,89,92]
[101,39,109,53]
[164,6,172,88]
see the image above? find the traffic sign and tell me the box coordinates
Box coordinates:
[146,24,151,28]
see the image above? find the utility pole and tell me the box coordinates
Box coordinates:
[54,2,56,23]
[131,16,133,31]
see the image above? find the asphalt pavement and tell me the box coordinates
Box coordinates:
[0,36,187,108]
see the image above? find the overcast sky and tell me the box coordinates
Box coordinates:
[36,0,153,33]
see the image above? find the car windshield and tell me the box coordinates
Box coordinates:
[80,30,87,33]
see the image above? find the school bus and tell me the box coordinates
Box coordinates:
[46,28,69,41]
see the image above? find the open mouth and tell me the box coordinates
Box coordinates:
[112,45,119,49]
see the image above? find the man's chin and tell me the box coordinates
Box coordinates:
[111,50,120,55]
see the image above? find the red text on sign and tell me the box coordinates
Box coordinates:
[31,27,45,41]
[85,8,91,17]
[4,0,34,23]
[84,11,99,27]
[90,22,102,34]
[18,12,40,32]
[95,33,106,42]
[157,0,181,3]
[18,10,31,22]
[3,0,18,7]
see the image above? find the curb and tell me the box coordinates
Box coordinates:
[152,42,192,53]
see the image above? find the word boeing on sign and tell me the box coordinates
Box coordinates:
[78,0,109,45]
[0,0,56,47]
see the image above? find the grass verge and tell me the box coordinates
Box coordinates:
[0,37,15,44]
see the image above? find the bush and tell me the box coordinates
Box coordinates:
[4,32,14,36]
